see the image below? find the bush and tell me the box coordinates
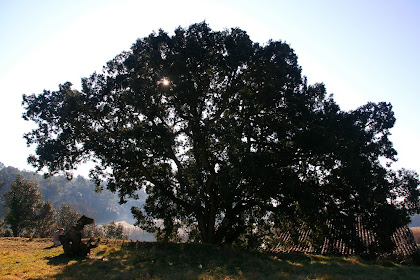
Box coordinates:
[84,223,104,239]
[103,221,128,240]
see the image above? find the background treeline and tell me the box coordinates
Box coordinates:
[3,162,418,227]
[0,162,144,224]
[0,162,155,240]
[1,162,419,242]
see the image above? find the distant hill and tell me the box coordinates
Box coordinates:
[0,163,145,224]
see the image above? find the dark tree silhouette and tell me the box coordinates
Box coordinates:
[22,22,420,248]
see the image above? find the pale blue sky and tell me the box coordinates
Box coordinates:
[1,0,419,176]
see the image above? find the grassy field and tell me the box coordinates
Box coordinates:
[1,237,420,280]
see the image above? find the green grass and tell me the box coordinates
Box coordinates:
[1,237,420,279]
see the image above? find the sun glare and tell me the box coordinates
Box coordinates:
[162,78,170,86]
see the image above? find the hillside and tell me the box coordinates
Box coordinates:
[0,163,145,224]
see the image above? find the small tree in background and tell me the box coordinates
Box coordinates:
[56,203,80,232]
[56,203,103,238]
[103,221,128,240]
[0,218,12,237]
[84,223,104,238]
[33,201,56,238]
[3,175,44,236]
[2,174,56,237]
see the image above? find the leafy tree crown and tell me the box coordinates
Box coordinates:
[22,22,420,247]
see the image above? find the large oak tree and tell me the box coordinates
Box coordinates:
[22,22,419,249]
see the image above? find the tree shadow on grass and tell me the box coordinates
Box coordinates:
[46,253,84,266]
[36,243,420,280]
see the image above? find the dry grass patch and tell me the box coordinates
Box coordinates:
[0,238,64,279]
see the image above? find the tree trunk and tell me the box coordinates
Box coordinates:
[197,212,217,243]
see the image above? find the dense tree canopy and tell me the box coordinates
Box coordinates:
[22,22,419,248]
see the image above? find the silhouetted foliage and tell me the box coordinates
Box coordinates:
[22,22,420,250]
